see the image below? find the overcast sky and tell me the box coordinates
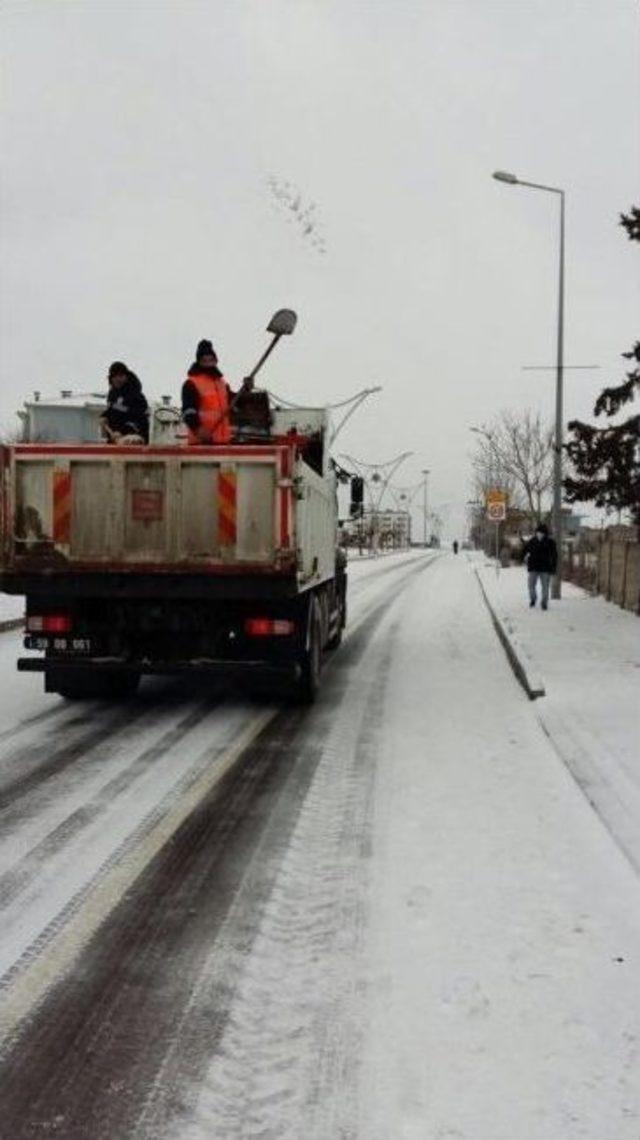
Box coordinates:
[2,1,638,537]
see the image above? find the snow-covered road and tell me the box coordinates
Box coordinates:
[0,551,638,1139]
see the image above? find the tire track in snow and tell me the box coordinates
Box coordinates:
[0,700,155,809]
[0,698,272,993]
[0,556,436,1139]
[0,699,81,747]
[0,702,215,908]
[348,551,432,594]
[0,676,219,803]
[167,616,397,1140]
[0,705,278,1060]
[0,708,306,1136]
[134,568,437,1139]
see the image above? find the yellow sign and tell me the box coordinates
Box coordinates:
[486,489,507,521]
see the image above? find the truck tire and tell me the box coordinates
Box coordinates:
[48,670,140,701]
[326,586,346,651]
[293,598,322,704]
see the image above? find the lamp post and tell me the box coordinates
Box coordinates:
[421,469,430,547]
[469,426,499,556]
[341,451,413,555]
[492,169,565,599]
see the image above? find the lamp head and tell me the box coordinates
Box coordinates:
[266,309,297,336]
[492,170,518,184]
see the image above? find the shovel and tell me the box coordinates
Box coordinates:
[208,309,298,439]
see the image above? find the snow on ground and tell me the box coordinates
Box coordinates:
[0,626,50,730]
[346,546,424,569]
[1,551,639,1138]
[475,557,640,871]
[0,550,435,1000]
[0,594,23,626]
[360,555,640,1140]
[178,553,640,1139]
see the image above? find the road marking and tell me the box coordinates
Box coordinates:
[0,707,277,1047]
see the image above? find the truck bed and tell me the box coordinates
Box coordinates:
[0,440,336,594]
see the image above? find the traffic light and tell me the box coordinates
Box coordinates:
[350,476,364,517]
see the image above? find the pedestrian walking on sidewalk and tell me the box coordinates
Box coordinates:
[522,523,558,610]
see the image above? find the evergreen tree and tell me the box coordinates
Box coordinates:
[564,208,640,525]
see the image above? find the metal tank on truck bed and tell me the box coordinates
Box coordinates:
[0,312,347,702]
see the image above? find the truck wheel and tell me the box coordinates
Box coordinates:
[293,600,322,704]
[326,588,346,651]
[48,670,140,700]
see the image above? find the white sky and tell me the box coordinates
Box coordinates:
[2,1,638,537]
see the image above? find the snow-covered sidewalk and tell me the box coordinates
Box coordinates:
[361,555,640,1140]
[475,557,640,871]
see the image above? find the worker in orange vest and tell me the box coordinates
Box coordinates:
[181,339,241,445]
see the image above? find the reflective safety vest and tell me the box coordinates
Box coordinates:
[187,373,232,444]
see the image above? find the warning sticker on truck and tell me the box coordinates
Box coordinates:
[131,489,164,521]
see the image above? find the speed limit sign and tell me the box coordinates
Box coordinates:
[487,501,506,521]
[486,490,507,521]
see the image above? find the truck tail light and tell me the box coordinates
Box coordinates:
[244,618,295,637]
[27,614,72,634]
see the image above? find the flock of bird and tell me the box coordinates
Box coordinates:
[266,176,327,255]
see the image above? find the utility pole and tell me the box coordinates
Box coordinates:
[421,469,430,547]
[493,169,565,597]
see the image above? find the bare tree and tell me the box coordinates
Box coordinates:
[470,409,554,522]
[471,449,521,511]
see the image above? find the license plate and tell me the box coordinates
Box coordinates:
[25,636,94,654]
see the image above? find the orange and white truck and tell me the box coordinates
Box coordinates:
[0,314,346,701]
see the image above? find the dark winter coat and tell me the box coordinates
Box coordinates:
[523,534,558,573]
[103,373,149,442]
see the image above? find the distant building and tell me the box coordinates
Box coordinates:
[341,508,411,550]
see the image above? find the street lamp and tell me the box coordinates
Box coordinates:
[329,386,383,445]
[492,168,565,599]
[340,451,413,555]
[421,468,430,547]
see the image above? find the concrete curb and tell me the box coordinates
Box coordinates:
[473,568,545,700]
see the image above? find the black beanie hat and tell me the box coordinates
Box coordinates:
[196,339,217,363]
[108,361,128,379]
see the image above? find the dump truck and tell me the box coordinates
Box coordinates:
[0,312,347,702]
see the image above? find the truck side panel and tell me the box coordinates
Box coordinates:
[294,459,337,587]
